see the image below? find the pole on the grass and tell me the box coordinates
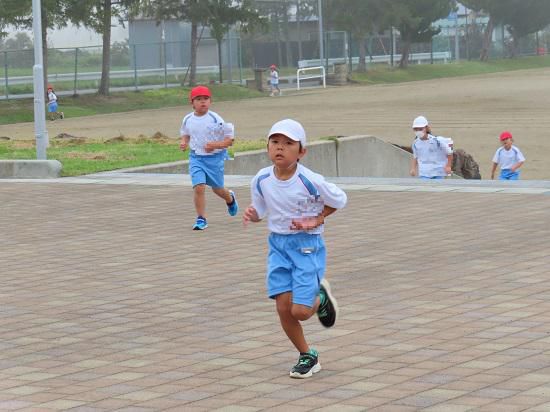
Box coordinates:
[32,0,48,160]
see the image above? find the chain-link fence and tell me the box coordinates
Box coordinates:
[0,37,244,99]
[1,19,549,99]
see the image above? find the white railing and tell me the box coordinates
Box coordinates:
[298,52,452,69]
[296,66,326,91]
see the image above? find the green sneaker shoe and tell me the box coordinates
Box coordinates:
[317,278,338,328]
[289,349,321,379]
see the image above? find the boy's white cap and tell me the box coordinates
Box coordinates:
[268,119,306,147]
[412,116,429,128]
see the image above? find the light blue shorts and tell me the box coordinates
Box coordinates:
[500,169,520,180]
[420,175,444,180]
[48,102,58,113]
[267,232,326,307]
[189,150,225,188]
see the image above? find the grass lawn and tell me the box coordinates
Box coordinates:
[352,55,550,84]
[0,84,265,125]
[0,136,267,177]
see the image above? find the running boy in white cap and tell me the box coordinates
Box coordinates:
[180,86,238,230]
[243,119,347,378]
[410,115,453,179]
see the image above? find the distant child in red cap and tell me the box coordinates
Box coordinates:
[269,64,281,97]
[491,131,525,180]
[46,84,64,121]
[179,85,238,230]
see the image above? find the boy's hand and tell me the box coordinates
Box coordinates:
[445,165,452,174]
[290,215,324,231]
[410,169,417,177]
[205,142,217,153]
[180,140,188,151]
[243,205,260,225]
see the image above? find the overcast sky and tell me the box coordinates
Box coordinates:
[6,23,128,48]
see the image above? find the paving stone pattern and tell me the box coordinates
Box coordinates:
[1,182,550,411]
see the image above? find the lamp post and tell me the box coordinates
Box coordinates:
[318,0,324,66]
[32,0,48,159]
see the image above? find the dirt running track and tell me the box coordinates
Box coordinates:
[2,68,550,179]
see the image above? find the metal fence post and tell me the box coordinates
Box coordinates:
[73,47,79,96]
[163,41,167,88]
[133,44,138,91]
[238,37,243,85]
[4,51,8,100]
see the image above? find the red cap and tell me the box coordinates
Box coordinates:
[499,131,513,141]
[47,84,53,90]
[270,64,276,69]
[189,86,211,102]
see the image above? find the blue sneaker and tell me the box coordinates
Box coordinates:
[192,217,208,230]
[227,191,238,216]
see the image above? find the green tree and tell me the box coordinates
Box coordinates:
[326,0,388,72]
[206,0,265,83]
[137,0,211,86]
[461,0,504,60]
[66,0,139,95]
[0,0,69,92]
[499,0,550,57]
[388,0,455,68]
[4,32,33,49]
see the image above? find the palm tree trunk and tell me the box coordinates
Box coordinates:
[98,0,111,95]
[399,39,411,68]
[189,22,198,86]
[217,38,223,83]
[480,17,493,61]
[357,35,366,72]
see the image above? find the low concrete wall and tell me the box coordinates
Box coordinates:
[337,135,412,178]
[0,160,62,179]
[122,135,417,178]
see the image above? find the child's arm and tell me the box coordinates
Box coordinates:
[490,162,498,179]
[511,160,524,172]
[445,154,453,175]
[290,205,336,231]
[205,137,233,153]
[410,158,418,176]
[180,135,190,151]
[243,205,261,225]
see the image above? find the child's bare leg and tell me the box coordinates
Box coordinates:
[193,184,206,217]
[212,187,232,203]
[276,293,320,353]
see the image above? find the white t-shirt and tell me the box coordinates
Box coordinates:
[270,70,279,85]
[492,145,525,170]
[47,91,57,105]
[251,163,347,235]
[412,135,453,177]
[180,110,233,155]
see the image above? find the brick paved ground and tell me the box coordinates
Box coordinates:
[2,181,550,411]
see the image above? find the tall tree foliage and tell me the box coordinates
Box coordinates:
[462,0,550,59]
[67,0,138,95]
[0,0,69,92]
[205,0,264,83]
[137,0,211,86]
[325,0,388,72]
[460,0,499,60]
[387,0,455,68]
[499,0,550,57]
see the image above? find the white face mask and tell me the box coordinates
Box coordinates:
[415,130,425,139]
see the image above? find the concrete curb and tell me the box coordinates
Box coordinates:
[118,135,424,178]
[0,160,63,179]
